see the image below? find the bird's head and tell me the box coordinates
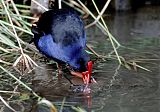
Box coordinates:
[70,53,96,85]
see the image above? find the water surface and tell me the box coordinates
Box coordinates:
[28,6,160,112]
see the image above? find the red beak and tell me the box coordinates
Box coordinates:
[82,61,93,84]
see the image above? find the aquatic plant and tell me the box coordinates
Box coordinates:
[0,0,152,111]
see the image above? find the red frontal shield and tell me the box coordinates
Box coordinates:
[82,61,93,84]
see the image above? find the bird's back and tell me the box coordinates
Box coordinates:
[32,9,89,70]
[37,9,86,47]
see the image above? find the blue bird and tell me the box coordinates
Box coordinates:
[31,9,95,85]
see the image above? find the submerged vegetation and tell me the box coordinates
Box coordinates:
[0,0,158,111]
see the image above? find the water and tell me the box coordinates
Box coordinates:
[2,6,160,112]
[28,6,160,112]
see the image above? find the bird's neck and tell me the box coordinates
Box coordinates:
[69,50,88,72]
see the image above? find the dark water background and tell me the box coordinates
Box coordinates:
[30,6,160,112]
[2,6,160,112]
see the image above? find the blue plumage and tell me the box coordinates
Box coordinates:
[31,9,89,72]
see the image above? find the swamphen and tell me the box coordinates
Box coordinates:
[31,9,96,88]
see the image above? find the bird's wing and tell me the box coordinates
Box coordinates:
[36,9,86,48]
[37,34,71,63]
[49,10,86,47]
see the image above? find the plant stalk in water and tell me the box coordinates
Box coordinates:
[77,0,122,64]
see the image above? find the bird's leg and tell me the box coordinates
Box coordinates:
[62,66,75,86]
[57,63,62,80]
[57,64,75,85]
[63,74,74,85]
